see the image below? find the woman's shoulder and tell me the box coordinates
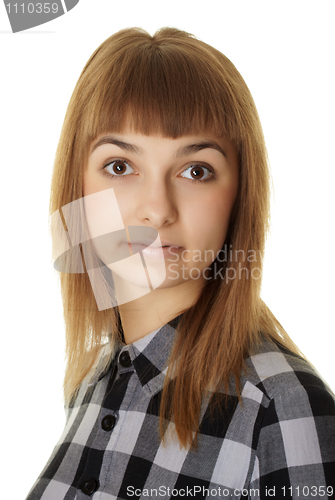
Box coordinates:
[242,336,335,489]
[243,334,335,405]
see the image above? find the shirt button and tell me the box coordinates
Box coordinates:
[80,478,98,495]
[119,350,132,367]
[101,414,116,431]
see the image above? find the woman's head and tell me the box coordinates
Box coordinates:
[52,28,281,421]
[52,26,269,294]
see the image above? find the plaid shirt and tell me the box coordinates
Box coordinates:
[26,317,335,500]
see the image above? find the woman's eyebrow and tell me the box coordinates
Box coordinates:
[176,141,227,158]
[91,136,227,158]
[91,136,143,155]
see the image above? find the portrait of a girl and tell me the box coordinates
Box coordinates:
[26,27,335,500]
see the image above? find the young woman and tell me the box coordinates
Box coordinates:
[26,27,335,499]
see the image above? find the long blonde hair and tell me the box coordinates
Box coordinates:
[50,27,301,447]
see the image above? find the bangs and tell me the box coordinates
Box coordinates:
[76,28,247,146]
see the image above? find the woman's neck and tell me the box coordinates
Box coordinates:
[118,278,204,344]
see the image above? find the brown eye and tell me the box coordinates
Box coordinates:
[105,160,134,177]
[112,161,126,174]
[190,166,204,179]
[180,165,213,182]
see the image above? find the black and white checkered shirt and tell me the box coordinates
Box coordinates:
[26,317,335,499]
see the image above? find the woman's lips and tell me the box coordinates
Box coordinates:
[126,242,183,259]
[143,245,183,259]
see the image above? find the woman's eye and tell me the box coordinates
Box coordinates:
[104,160,134,177]
[180,165,213,182]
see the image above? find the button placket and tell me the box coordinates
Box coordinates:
[77,363,119,497]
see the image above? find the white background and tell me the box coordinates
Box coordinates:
[0,1,334,497]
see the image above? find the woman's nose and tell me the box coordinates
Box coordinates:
[136,178,178,228]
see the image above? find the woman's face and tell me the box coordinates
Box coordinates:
[83,126,239,302]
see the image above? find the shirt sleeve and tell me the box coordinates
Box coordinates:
[249,383,335,499]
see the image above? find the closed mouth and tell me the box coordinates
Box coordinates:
[123,241,182,249]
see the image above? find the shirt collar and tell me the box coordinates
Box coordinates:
[117,314,182,396]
